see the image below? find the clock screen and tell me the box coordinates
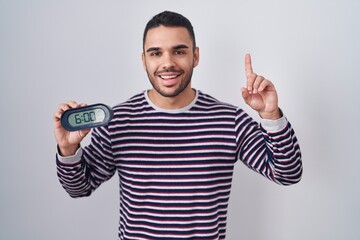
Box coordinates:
[67,109,106,127]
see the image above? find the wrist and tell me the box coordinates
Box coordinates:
[259,108,282,120]
[57,144,80,157]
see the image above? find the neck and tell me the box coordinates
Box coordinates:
[147,88,196,110]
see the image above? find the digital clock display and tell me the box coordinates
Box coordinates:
[67,109,106,127]
[60,103,113,131]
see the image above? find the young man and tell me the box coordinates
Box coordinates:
[54,11,302,240]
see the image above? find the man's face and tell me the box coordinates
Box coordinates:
[142,26,199,98]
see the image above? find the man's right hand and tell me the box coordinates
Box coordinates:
[54,101,91,157]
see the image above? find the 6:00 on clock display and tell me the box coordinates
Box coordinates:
[68,109,105,127]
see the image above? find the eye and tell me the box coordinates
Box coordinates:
[150,51,161,57]
[174,50,185,55]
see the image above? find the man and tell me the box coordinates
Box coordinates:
[54,11,302,240]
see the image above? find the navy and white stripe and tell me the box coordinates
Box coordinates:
[57,90,302,239]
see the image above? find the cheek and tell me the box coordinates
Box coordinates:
[183,59,195,72]
[144,59,159,72]
[143,62,154,74]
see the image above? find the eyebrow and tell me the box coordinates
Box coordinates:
[173,44,189,50]
[146,47,160,53]
[146,44,189,53]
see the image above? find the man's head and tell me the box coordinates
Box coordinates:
[142,11,199,102]
[143,11,196,51]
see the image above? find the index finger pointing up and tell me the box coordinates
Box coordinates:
[245,53,253,77]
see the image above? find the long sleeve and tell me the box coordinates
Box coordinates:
[56,126,116,198]
[54,91,303,239]
[235,109,302,185]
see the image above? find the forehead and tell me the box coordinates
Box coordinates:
[144,25,193,49]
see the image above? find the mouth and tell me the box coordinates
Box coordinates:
[157,71,183,86]
[159,74,179,79]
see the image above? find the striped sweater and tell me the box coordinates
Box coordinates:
[56,90,302,240]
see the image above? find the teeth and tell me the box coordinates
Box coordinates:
[159,75,177,79]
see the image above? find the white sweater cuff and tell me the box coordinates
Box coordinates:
[260,115,287,132]
[57,147,83,164]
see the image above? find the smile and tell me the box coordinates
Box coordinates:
[159,74,180,80]
[157,72,182,80]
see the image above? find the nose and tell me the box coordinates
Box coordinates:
[161,52,175,69]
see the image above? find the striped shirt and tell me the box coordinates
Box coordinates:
[57,90,302,240]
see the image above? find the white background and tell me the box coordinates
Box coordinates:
[1,0,359,239]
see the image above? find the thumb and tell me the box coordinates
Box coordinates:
[241,87,251,104]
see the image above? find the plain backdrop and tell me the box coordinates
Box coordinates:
[1,0,359,239]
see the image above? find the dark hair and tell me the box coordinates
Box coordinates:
[143,11,196,50]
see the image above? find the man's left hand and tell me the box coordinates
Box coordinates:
[241,53,282,120]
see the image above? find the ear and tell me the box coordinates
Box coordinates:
[193,47,200,68]
[141,52,146,71]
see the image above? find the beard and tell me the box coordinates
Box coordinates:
[145,67,194,98]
